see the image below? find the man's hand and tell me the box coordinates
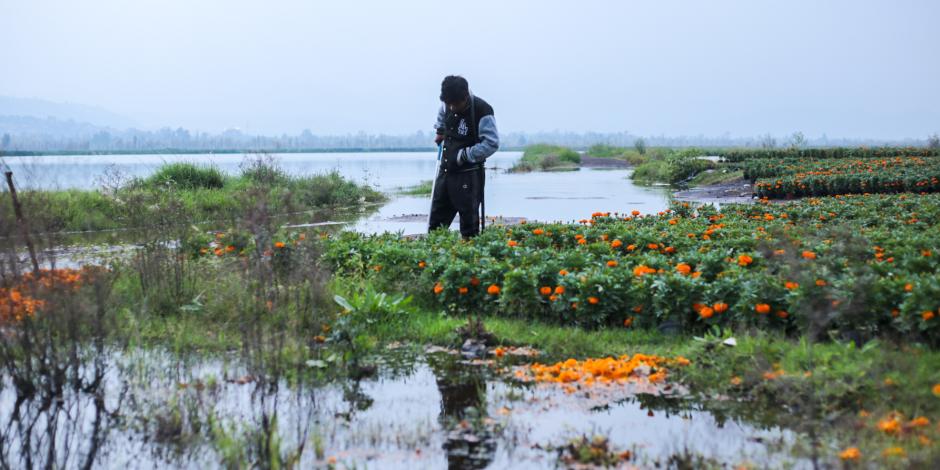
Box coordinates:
[456,148,468,166]
[434,133,444,145]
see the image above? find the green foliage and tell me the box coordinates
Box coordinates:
[324,194,940,345]
[631,148,714,185]
[398,180,433,196]
[721,146,938,163]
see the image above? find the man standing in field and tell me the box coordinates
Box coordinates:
[429,75,499,238]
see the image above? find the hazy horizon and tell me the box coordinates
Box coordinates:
[2,0,938,140]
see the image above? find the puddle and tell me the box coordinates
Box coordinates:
[0,348,804,468]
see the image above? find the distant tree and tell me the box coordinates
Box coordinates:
[928,133,940,149]
[759,133,777,149]
[1,133,9,149]
[788,131,807,149]
[634,137,647,155]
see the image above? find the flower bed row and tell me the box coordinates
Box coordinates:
[324,195,940,343]
[721,147,938,163]
[744,157,940,198]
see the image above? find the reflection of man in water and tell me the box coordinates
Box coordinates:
[428,354,496,470]
[429,75,500,238]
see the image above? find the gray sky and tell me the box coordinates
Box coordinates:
[1,0,938,139]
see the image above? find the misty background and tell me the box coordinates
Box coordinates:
[1,0,938,151]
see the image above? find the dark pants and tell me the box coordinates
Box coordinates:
[428,169,483,238]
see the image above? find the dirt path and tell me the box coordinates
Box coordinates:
[673,177,754,204]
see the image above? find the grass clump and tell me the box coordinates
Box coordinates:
[510,144,581,172]
[631,147,715,185]
[397,180,433,196]
[687,169,744,187]
[138,162,226,190]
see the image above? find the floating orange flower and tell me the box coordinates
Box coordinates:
[539,286,552,296]
[755,303,771,314]
[487,284,501,295]
[802,250,817,260]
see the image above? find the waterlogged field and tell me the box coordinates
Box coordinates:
[2,148,940,468]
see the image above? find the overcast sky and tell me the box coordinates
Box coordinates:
[1,0,938,139]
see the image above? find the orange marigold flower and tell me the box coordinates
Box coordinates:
[507,240,518,247]
[274,241,286,248]
[923,311,936,321]
[487,284,501,295]
[815,279,826,286]
[737,255,753,266]
[785,281,799,290]
[606,260,618,267]
[532,228,544,235]
[676,263,692,275]
[554,285,565,295]
[713,302,728,313]
[632,305,643,313]
[877,417,900,434]
[611,239,623,248]
[433,283,444,295]
[802,250,817,260]
[225,245,236,252]
[623,317,634,327]
[669,219,678,225]
[647,243,659,250]
[730,376,743,386]
[559,269,570,276]
[838,447,861,461]
[909,416,930,428]
[699,306,714,319]
[755,303,771,314]
[587,296,599,305]
[470,277,480,287]
[774,249,786,255]
[933,383,940,396]
[631,210,640,216]
[458,287,469,295]
[626,244,636,251]
[539,286,552,296]
[776,310,789,319]
[578,238,588,245]
[904,283,913,292]
[493,347,506,357]
[418,261,427,268]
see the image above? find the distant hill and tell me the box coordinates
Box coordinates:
[0,95,135,129]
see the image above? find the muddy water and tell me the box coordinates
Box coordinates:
[0,348,803,469]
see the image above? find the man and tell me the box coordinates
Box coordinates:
[429,75,499,238]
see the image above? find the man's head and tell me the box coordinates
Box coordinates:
[440,75,470,113]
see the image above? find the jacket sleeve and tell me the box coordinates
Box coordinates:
[465,115,499,163]
[434,105,446,134]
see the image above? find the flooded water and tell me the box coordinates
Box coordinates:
[0,347,803,469]
[1,152,672,236]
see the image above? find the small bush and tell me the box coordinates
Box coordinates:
[512,144,580,172]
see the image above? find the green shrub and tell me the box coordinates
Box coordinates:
[512,144,581,172]
[140,163,226,190]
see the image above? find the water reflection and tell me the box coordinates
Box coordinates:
[428,353,496,470]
